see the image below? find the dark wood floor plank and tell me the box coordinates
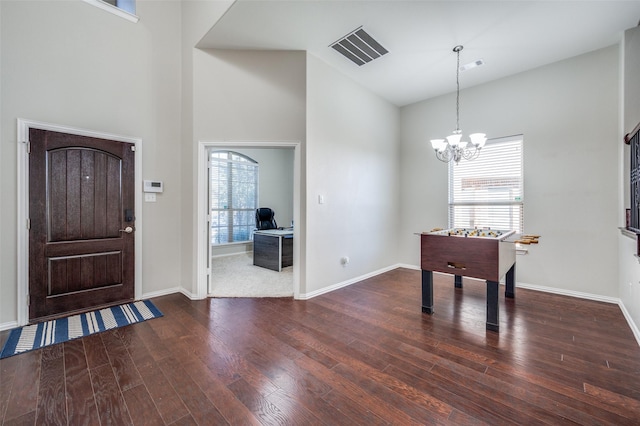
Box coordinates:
[383,363,508,425]
[136,360,191,425]
[83,332,110,369]
[226,378,289,425]
[101,329,144,391]
[157,356,228,425]
[122,384,165,426]
[35,344,66,425]
[2,350,41,423]
[265,389,326,426]
[91,363,133,425]
[167,414,198,426]
[181,356,261,426]
[0,353,20,424]
[116,325,155,368]
[486,360,638,425]
[2,267,640,425]
[583,382,640,421]
[292,343,432,425]
[2,411,35,426]
[64,339,101,425]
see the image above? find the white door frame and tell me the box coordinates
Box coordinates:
[16,118,143,326]
[196,140,302,299]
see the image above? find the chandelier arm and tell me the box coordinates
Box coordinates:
[461,145,479,161]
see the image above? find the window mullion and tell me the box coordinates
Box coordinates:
[227,156,234,243]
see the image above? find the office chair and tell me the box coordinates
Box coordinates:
[255,207,278,230]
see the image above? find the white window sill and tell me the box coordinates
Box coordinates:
[82,0,139,23]
[620,227,637,240]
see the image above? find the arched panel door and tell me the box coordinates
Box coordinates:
[28,129,135,322]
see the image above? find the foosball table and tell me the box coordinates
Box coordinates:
[420,227,518,332]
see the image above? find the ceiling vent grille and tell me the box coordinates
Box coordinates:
[330,27,388,66]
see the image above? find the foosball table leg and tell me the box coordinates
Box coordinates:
[422,270,434,314]
[486,280,499,332]
[454,275,463,289]
[505,264,515,299]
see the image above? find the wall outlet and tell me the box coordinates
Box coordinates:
[341,256,350,266]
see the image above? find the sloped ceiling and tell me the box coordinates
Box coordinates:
[198,1,640,106]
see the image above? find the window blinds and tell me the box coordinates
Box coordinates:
[449,135,524,232]
[209,151,258,244]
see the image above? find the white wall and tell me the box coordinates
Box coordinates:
[190,48,306,294]
[400,46,620,298]
[0,0,182,327]
[179,0,234,294]
[619,25,640,339]
[305,53,400,296]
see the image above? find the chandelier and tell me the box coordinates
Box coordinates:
[430,45,487,164]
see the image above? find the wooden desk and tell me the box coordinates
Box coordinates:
[253,229,293,272]
[420,228,516,332]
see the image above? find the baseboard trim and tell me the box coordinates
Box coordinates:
[298,264,401,300]
[142,287,196,301]
[516,281,620,304]
[396,263,420,271]
[0,321,19,332]
[617,301,640,348]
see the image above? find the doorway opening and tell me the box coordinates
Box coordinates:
[196,141,302,300]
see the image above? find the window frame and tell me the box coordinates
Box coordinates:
[82,0,139,23]
[448,134,524,233]
[209,150,259,246]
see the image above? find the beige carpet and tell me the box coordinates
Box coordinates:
[209,252,293,298]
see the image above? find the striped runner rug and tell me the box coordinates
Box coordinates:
[0,300,163,359]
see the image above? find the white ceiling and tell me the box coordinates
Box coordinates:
[198,1,640,107]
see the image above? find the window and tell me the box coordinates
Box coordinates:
[83,0,139,23]
[449,135,524,232]
[209,150,259,245]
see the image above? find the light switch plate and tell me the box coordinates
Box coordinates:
[145,193,157,202]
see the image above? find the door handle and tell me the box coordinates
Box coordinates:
[119,226,134,234]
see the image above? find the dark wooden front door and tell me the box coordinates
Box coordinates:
[29,128,136,322]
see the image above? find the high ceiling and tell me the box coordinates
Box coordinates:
[198,1,640,107]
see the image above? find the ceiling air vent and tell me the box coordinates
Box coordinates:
[330,27,388,66]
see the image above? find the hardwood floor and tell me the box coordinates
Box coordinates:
[2,267,640,425]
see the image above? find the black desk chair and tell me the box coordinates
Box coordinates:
[255,208,277,230]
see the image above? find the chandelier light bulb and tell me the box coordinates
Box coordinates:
[430,139,445,152]
[469,133,487,148]
[446,133,462,146]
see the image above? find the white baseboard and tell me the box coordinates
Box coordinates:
[0,321,19,332]
[141,286,196,301]
[298,264,401,300]
[180,288,202,300]
[516,281,620,304]
[397,263,420,271]
[618,301,640,348]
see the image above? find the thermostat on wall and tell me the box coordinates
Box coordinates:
[144,180,163,193]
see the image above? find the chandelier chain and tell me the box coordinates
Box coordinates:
[455,46,460,132]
